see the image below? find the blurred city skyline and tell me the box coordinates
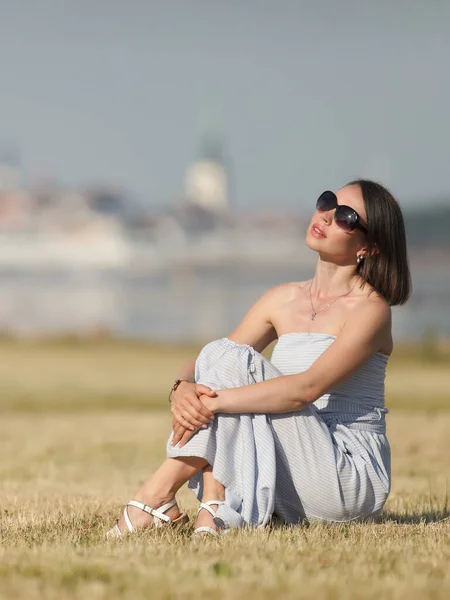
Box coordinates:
[1,1,450,211]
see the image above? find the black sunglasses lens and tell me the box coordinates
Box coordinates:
[316,192,366,233]
[335,206,357,231]
[316,191,336,211]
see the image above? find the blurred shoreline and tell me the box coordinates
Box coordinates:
[1,180,449,345]
[1,258,448,344]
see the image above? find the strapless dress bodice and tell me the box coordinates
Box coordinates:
[270,332,389,430]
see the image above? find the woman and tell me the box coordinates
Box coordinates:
[107,178,411,537]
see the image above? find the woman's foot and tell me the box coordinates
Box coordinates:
[194,466,226,536]
[193,500,225,536]
[108,495,187,537]
[107,457,209,538]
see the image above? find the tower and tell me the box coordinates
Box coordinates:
[185,110,230,212]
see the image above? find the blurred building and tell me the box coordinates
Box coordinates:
[0,139,447,342]
[185,133,229,213]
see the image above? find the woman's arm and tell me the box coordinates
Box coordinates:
[204,299,391,415]
[170,285,285,445]
[175,358,196,383]
[224,285,284,351]
[170,358,215,430]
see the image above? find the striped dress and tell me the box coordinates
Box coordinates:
[167,333,390,529]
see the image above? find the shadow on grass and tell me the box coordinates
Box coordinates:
[378,509,450,524]
[267,506,450,529]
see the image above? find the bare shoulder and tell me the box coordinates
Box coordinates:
[262,281,308,305]
[226,282,300,351]
[346,284,393,354]
[355,284,391,324]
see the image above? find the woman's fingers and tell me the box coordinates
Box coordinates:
[190,390,215,420]
[170,382,215,429]
[171,399,199,429]
[172,405,211,430]
[175,396,213,426]
[171,419,183,445]
[185,397,214,424]
[172,424,187,446]
[195,384,217,398]
[172,419,183,437]
[170,385,216,446]
[171,408,197,430]
[179,403,207,428]
[171,416,213,447]
[171,422,202,447]
[172,387,214,422]
[178,427,196,448]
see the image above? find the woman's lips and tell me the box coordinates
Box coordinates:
[311,224,326,238]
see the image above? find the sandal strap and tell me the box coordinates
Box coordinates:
[194,526,219,537]
[123,505,136,533]
[197,500,225,518]
[125,498,178,531]
[106,524,122,539]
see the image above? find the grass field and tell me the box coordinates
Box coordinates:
[0,339,449,599]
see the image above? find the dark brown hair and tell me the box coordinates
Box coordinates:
[347,179,411,306]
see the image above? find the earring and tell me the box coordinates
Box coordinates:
[357,254,364,265]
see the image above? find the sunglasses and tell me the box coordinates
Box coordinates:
[316,191,368,234]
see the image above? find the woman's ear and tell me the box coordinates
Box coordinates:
[361,243,379,258]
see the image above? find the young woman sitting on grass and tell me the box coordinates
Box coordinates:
[108,179,411,537]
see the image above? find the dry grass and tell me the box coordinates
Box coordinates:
[0,339,449,599]
[0,337,449,412]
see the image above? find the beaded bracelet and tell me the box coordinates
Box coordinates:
[168,379,191,404]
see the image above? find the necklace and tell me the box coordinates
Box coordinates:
[309,280,358,321]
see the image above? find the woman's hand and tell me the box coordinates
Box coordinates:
[170,382,216,430]
[171,390,224,447]
[171,417,197,448]
[199,392,221,413]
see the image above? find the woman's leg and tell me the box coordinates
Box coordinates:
[168,338,284,529]
[115,456,208,533]
[194,466,225,534]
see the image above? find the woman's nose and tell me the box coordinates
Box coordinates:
[320,209,333,224]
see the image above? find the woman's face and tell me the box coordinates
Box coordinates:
[305,185,368,263]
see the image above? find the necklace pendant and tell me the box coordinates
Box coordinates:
[311,312,316,321]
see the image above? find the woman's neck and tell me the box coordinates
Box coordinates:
[311,260,360,299]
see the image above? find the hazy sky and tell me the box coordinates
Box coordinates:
[1,1,449,210]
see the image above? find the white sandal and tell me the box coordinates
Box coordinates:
[193,500,226,537]
[107,499,189,538]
